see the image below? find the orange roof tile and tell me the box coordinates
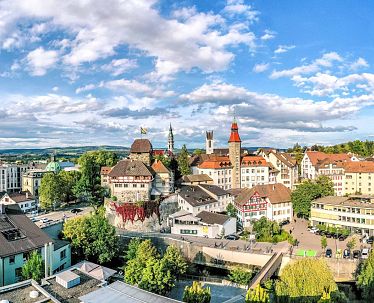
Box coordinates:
[306,151,351,166]
[228,122,241,143]
[241,156,267,167]
[151,160,170,173]
[198,156,232,169]
[343,161,374,173]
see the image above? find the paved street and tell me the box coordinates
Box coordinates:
[30,204,94,228]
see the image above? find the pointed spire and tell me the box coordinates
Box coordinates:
[169,123,172,131]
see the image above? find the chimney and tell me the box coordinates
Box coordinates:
[0,203,5,214]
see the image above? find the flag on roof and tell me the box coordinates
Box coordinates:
[140,127,147,134]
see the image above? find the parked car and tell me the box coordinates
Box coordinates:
[225,234,239,240]
[338,235,347,241]
[343,249,350,259]
[31,217,38,222]
[325,248,332,258]
[353,250,361,259]
[367,237,374,245]
[362,248,370,259]
[71,208,83,214]
[279,219,290,226]
[326,233,332,238]
[40,218,50,224]
[309,227,319,234]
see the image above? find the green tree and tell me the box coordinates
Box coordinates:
[63,209,118,263]
[228,266,253,285]
[245,284,270,303]
[183,281,211,303]
[22,251,44,282]
[357,250,374,301]
[193,149,204,155]
[275,259,337,303]
[252,217,282,242]
[346,238,356,251]
[59,170,81,203]
[139,258,175,295]
[321,236,327,251]
[226,203,238,217]
[125,238,142,262]
[177,144,191,176]
[292,176,334,218]
[161,245,188,279]
[39,172,64,210]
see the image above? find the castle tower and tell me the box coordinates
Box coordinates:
[168,123,174,154]
[206,131,214,154]
[228,119,242,189]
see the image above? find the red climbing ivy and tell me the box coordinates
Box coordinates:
[111,201,160,223]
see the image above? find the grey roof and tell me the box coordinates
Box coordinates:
[79,281,182,303]
[0,204,52,257]
[108,160,154,178]
[196,211,231,225]
[198,184,229,196]
[57,270,80,283]
[180,174,213,183]
[178,186,217,207]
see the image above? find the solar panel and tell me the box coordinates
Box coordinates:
[1,228,25,241]
[0,216,14,231]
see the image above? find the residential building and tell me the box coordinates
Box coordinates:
[177,184,232,215]
[169,210,236,238]
[196,156,232,190]
[0,163,28,192]
[0,203,70,286]
[151,159,174,197]
[0,191,37,213]
[107,159,154,203]
[22,169,48,202]
[234,184,292,228]
[310,195,374,236]
[343,161,374,195]
[240,156,270,188]
[315,159,345,196]
[100,166,112,187]
[301,151,353,179]
[259,150,298,189]
[129,139,153,166]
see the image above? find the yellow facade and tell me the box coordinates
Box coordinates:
[344,172,374,195]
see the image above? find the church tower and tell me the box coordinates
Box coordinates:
[206,131,214,154]
[168,123,174,154]
[228,118,242,189]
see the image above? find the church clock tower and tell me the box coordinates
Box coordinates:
[168,123,174,154]
[228,118,241,189]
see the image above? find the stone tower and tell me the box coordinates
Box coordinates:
[206,131,214,154]
[228,119,242,189]
[168,123,174,154]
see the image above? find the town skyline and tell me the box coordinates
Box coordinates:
[0,0,373,149]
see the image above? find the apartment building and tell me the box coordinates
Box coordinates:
[0,163,28,192]
[0,191,37,213]
[343,161,374,195]
[301,151,353,179]
[196,156,232,190]
[22,169,48,201]
[316,159,345,196]
[240,156,270,188]
[258,150,298,189]
[310,195,374,236]
[234,183,293,228]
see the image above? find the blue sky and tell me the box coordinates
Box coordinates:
[0,0,373,149]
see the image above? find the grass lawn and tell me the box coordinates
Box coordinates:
[296,249,317,257]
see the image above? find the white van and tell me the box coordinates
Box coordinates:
[362,248,370,259]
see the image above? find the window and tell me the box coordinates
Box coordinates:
[140,184,145,188]
[9,255,15,264]
[60,249,66,260]
[133,184,137,188]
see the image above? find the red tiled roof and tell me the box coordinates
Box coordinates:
[151,160,170,174]
[235,183,291,206]
[130,139,153,153]
[100,166,112,175]
[306,151,351,166]
[108,160,153,177]
[241,156,267,167]
[343,161,374,173]
[198,156,232,169]
[228,122,241,143]
[152,149,165,156]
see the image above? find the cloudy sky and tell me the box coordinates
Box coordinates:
[0,0,373,149]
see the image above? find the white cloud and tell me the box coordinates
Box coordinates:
[101,58,138,76]
[224,0,259,21]
[52,86,59,92]
[181,82,374,132]
[350,57,369,71]
[260,29,275,41]
[270,52,343,79]
[253,63,269,73]
[26,47,59,76]
[274,45,295,54]
[0,0,258,79]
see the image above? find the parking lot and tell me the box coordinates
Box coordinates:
[283,218,371,258]
[29,204,94,227]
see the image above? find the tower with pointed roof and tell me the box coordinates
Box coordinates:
[167,123,174,154]
[228,118,242,189]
